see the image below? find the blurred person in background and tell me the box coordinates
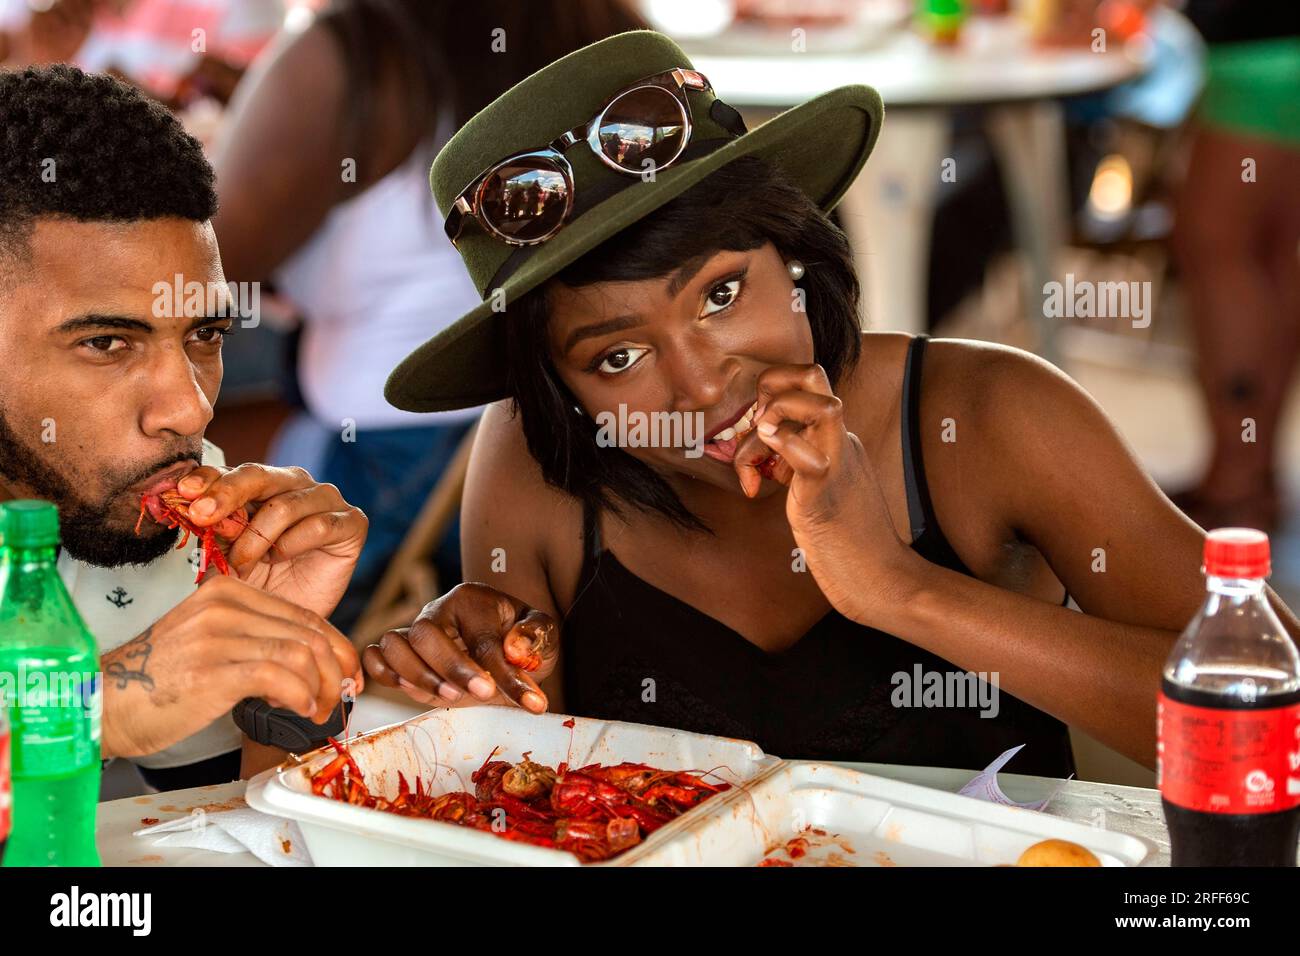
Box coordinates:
[210,0,647,632]
[1170,0,1300,533]
[0,0,284,107]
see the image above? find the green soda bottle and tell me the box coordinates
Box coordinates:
[0,501,102,866]
[917,0,968,44]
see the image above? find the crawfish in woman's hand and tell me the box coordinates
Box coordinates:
[309,739,731,862]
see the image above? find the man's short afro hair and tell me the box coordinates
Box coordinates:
[0,64,217,260]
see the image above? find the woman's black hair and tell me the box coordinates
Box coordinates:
[317,0,647,171]
[505,153,863,534]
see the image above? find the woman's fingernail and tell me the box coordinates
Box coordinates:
[398,677,433,703]
[757,421,777,437]
[437,682,463,702]
[468,675,495,699]
[522,691,546,712]
[190,497,216,518]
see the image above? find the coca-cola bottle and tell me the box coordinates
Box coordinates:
[1158,528,1300,866]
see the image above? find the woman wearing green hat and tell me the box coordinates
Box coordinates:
[362,30,1300,774]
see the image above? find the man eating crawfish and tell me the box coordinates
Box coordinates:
[0,65,366,789]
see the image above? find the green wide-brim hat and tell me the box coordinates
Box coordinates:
[385,29,883,413]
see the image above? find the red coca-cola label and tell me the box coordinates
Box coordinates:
[0,724,9,842]
[1158,692,1300,814]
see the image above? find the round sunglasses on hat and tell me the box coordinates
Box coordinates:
[443,68,712,248]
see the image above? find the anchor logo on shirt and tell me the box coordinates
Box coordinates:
[106,586,133,608]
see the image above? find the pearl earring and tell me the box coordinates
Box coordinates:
[786,259,805,281]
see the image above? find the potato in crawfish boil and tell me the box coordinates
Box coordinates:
[502,758,557,799]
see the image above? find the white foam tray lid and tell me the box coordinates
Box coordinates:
[631,761,1152,866]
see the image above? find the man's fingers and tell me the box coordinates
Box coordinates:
[224,484,348,568]
[176,465,224,498]
[252,508,367,568]
[197,577,359,709]
[179,462,315,528]
[206,631,323,702]
[205,576,361,677]
[225,661,317,719]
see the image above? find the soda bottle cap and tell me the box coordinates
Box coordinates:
[0,500,61,548]
[1203,527,1270,579]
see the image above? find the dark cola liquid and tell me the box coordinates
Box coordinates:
[1161,680,1300,866]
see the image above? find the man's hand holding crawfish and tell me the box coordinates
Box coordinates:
[733,363,927,627]
[170,463,368,622]
[362,583,559,715]
[100,575,363,760]
[115,463,368,769]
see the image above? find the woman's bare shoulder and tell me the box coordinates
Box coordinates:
[463,401,586,609]
[919,336,1092,424]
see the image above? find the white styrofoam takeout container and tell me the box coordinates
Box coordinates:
[244,705,779,867]
[630,761,1152,866]
[245,705,1154,866]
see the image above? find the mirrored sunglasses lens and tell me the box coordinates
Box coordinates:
[477,158,570,242]
[595,86,687,172]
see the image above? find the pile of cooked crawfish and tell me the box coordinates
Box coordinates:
[309,738,732,862]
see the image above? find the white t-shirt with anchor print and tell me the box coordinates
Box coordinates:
[56,439,242,770]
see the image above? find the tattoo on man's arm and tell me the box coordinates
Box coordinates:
[105,625,155,691]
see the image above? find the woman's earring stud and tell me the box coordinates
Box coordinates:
[786,259,805,281]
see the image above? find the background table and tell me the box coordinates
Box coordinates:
[682,14,1151,364]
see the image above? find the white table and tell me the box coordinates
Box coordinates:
[98,761,1172,866]
[96,690,1174,866]
[683,14,1151,364]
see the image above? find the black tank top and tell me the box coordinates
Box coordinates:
[560,334,1077,777]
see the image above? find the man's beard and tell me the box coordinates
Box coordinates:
[0,407,200,568]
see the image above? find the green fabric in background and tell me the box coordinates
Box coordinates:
[1199,37,1300,146]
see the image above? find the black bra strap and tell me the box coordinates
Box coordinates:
[581,497,602,562]
[900,333,932,544]
[901,333,1072,608]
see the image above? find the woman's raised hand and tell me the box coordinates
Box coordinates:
[732,363,924,626]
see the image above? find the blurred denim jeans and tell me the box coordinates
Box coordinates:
[269,412,478,633]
